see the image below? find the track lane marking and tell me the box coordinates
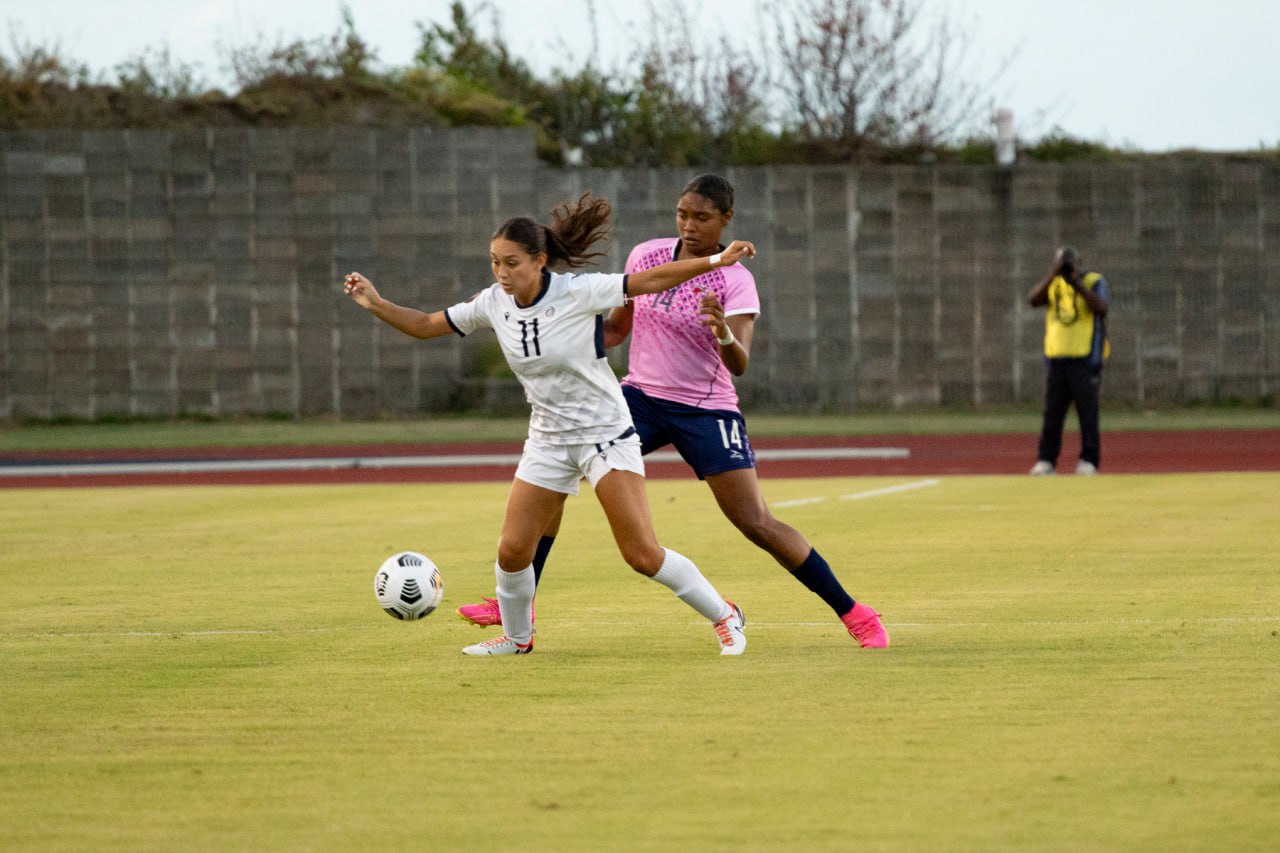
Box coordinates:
[0,446,909,478]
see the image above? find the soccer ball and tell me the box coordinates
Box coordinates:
[374,551,443,620]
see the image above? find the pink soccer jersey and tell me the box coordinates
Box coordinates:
[622,237,761,411]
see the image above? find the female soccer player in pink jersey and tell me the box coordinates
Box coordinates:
[344,192,752,655]
[459,175,888,649]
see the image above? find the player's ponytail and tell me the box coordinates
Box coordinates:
[493,192,612,269]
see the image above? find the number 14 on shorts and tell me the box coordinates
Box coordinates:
[718,419,744,449]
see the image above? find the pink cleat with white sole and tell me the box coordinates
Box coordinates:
[456,596,534,628]
[842,601,889,648]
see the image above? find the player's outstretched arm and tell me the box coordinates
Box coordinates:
[342,272,453,340]
[626,240,756,297]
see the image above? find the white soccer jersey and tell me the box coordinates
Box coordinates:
[445,270,633,445]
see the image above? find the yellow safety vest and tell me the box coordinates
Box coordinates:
[1044,272,1109,360]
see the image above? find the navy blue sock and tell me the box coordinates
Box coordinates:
[791,548,855,617]
[531,535,555,587]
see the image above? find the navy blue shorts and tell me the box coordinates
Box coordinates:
[622,384,756,479]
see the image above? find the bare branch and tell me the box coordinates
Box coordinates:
[765,0,1004,159]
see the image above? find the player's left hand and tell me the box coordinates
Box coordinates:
[698,292,727,335]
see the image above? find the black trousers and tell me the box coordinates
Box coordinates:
[1036,357,1102,468]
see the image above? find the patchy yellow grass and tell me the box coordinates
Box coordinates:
[2,474,1278,850]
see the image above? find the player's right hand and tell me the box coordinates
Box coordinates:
[720,240,757,265]
[343,272,380,309]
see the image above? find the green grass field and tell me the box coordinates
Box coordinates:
[3,407,1279,451]
[2,472,1278,850]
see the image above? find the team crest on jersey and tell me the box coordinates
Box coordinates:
[545,307,555,318]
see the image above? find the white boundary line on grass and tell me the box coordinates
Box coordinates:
[0,446,909,477]
[777,616,1280,628]
[773,477,940,508]
[6,614,1279,640]
[7,627,366,638]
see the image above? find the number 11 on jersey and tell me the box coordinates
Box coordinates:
[518,319,541,357]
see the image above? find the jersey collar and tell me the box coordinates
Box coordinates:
[515,268,553,309]
[671,239,725,263]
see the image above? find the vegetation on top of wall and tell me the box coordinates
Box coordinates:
[2,1,1276,166]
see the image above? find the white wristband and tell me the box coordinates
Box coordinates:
[715,326,736,346]
[708,252,722,267]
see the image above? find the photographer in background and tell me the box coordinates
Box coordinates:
[1027,245,1111,475]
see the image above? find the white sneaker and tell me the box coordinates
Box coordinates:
[1075,460,1098,475]
[1029,460,1054,476]
[713,602,746,656]
[462,635,533,656]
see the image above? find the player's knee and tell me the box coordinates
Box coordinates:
[496,539,534,571]
[731,507,778,549]
[618,542,665,576]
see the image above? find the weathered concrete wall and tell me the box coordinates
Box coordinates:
[2,127,1277,419]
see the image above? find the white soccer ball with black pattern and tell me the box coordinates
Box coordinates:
[374,552,444,620]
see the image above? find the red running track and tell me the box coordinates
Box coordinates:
[1,429,1276,488]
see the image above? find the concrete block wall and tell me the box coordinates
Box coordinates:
[1,128,1277,419]
[590,157,1280,412]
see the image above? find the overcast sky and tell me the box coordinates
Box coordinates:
[6,0,1279,152]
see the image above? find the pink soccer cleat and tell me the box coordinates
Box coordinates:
[842,601,890,649]
[456,596,534,628]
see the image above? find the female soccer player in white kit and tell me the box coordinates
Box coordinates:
[342,192,754,655]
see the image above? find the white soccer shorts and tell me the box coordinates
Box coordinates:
[514,431,645,495]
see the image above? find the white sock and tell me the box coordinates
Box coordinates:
[495,563,535,644]
[650,548,732,622]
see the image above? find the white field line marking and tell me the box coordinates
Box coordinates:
[772,496,829,508]
[6,615,1278,640]
[5,627,368,639]
[772,616,1280,628]
[840,478,940,501]
[0,446,909,478]
[773,477,940,508]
